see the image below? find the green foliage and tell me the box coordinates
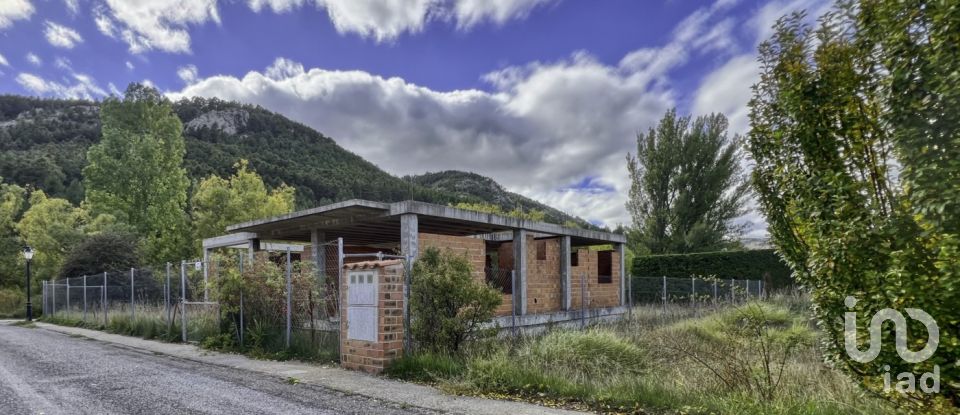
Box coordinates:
[57,231,141,279]
[410,247,502,353]
[0,178,26,287]
[748,4,959,408]
[385,352,466,383]
[16,190,88,281]
[191,159,295,246]
[632,249,793,289]
[83,84,191,264]
[452,202,546,222]
[520,329,647,380]
[626,109,750,255]
[0,288,25,318]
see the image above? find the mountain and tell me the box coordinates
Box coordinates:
[0,95,591,227]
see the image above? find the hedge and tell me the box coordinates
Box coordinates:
[631,249,794,290]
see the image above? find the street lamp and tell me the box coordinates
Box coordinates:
[23,246,34,321]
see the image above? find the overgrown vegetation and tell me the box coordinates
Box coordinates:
[410,247,502,353]
[389,297,897,414]
[747,1,959,409]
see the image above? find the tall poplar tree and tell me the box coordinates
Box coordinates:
[83,84,191,263]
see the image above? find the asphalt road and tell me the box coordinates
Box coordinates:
[0,323,436,415]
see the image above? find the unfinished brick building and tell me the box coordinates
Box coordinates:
[203,200,628,329]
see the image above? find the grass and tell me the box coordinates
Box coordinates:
[388,294,899,414]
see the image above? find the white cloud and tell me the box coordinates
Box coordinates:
[125,60,134,70]
[248,0,557,42]
[44,21,84,49]
[108,82,122,96]
[0,0,33,29]
[64,0,79,15]
[96,0,220,53]
[692,54,758,135]
[25,53,41,66]
[177,64,198,84]
[0,53,8,67]
[167,0,757,227]
[54,56,73,70]
[16,72,107,100]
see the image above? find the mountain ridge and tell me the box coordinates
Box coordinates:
[0,94,594,229]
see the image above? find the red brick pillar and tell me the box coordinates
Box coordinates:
[340,260,405,374]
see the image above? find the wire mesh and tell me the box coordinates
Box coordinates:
[630,276,764,307]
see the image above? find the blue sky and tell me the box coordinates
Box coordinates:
[0,0,831,234]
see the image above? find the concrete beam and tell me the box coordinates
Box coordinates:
[560,236,571,311]
[617,243,627,306]
[226,199,391,232]
[513,229,528,316]
[202,232,258,249]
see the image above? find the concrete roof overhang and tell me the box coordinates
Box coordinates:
[225,199,625,246]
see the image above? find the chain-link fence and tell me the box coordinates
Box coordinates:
[631,276,764,309]
[41,239,344,362]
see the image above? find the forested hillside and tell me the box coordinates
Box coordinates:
[0,95,589,227]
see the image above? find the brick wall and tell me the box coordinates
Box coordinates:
[340,260,405,374]
[418,233,516,316]
[570,248,621,309]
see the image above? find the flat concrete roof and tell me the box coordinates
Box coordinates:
[226,199,625,245]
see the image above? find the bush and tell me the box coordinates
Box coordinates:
[0,288,25,317]
[632,249,793,289]
[410,247,502,353]
[58,231,141,279]
[521,329,646,380]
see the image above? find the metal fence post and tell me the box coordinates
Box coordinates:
[662,276,667,314]
[580,272,587,329]
[690,277,695,308]
[285,247,292,349]
[52,278,57,316]
[66,278,71,313]
[181,261,187,342]
[83,275,88,322]
[713,280,718,305]
[510,270,517,336]
[130,268,135,321]
[103,272,108,327]
[41,281,46,316]
[165,263,171,328]
[239,253,244,348]
[730,278,735,303]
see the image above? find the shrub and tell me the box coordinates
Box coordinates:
[410,247,502,353]
[521,329,646,380]
[58,231,141,279]
[0,288,25,317]
[632,249,793,289]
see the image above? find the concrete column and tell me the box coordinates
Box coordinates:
[560,236,572,311]
[247,238,260,260]
[513,229,528,315]
[400,214,419,260]
[311,229,326,283]
[616,243,627,306]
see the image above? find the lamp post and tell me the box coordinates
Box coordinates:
[23,246,34,321]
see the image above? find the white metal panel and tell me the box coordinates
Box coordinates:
[346,269,379,342]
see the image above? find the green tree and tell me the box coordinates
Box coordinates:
[58,231,141,279]
[626,109,750,255]
[15,190,88,281]
[191,159,295,245]
[0,178,26,288]
[411,247,502,353]
[747,5,958,408]
[83,84,191,263]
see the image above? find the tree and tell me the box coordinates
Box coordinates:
[747,4,958,408]
[410,247,502,353]
[191,159,295,246]
[83,84,191,264]
[57,231,141,279]
[626,109,750,255]
[0,178,26,288]
[15,190,88,281]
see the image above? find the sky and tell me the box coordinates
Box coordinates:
[0,0,832,236]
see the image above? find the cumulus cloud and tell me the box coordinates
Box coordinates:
[64,0,79,15]
[177,64,198,84]
[16,72,107,100]
[25,52,41,66]
[94,0,220,53]
[44,21,84,49]
[0,0,33,29]
[166,0,763,227]
[0,53,8,67]
[247,0,557,42]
